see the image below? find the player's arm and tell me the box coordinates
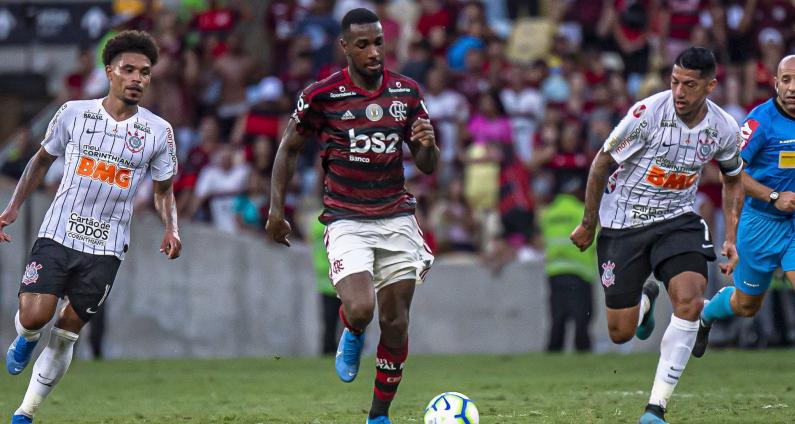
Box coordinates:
[570,150,616,251]
[266,119,307,247]
[153,177,181,259]
[740,169,795,212]
[0,147,58,242]
[408,118,439,174]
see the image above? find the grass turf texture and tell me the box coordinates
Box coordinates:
[1,351,793,423]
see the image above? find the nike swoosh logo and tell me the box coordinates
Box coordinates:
[13,367,22,373]
[85,129,103,134]
[336,350,342,358]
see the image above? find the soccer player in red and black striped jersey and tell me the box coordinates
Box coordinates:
[266,8,438,424]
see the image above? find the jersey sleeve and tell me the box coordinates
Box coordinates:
[290,88,324,135]
[738,113,765,166]
[40,103,71,156]
[602,101,651,164]
[405,85,431,140]
[713,119,743,176]
[150,124,178,181]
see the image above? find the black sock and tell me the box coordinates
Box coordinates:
[645,403,665,419]
[369,397,391,419]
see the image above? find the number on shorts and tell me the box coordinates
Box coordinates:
[699,218,712,244]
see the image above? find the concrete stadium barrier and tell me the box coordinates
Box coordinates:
[0,182,671,358]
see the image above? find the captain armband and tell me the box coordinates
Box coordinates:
[718,155,743,176]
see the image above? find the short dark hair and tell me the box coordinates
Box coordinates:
[341,8,380,33]
[102,30,159,67]
[673,47,716,79]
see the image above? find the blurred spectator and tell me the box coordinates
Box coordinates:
[265,0,308,74]
[423,66,469,182]
[295,0,340,72]
[175,115,221,215]
[233,172,269,234]
[462,91,511,212]
[500,66,544,164]
[429,179,479,254]
[189,144,250,233]
[213,31,256,137]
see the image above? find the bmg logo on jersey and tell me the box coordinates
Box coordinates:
[348,129,400,155]
[76,156,132,189]
[66,213,110,246]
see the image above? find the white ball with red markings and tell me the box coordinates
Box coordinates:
[423,392,479,424]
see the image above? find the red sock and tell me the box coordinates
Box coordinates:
[373,340,408,402]
[339,306,363,335]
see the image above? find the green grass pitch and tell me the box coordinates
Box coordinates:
[1,351,793,423]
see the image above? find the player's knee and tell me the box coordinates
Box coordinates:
[379,313,409,336]
[18,310,51,331]
[607,325,634,344]
[345,301,375,328]
[672,296,703,321]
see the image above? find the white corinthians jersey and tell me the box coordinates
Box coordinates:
[600,90,741,229]
[38,99,177,259]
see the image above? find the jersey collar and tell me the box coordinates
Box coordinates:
[342,67,388,98]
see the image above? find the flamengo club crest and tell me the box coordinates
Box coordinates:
[22,262,43,285]
[366,103,383,122]
[126,131,145,153]
[389,101,407,122]
[601,261,616,288]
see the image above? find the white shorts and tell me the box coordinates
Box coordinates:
[324,215,434,291]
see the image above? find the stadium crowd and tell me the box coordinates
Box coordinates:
[2,0,795,348]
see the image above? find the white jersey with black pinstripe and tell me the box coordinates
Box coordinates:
[600,90,742,229]
[37,99,177,259]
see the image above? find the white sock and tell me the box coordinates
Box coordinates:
[15,327,78,418]
[648,315,699,410]
[637,294,651,327]
[15,311,42,342]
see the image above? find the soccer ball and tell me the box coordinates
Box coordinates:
[423,392,479,424]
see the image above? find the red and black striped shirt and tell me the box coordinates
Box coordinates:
[292,68,430,224]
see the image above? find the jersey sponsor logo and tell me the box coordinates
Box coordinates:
[83,111,103,120]
[376,357,404,371]
[86,127,126,140]
[631,205,667,221]
[341,110,355,120]
[613,122,647,154]
[660,119,677,128]
[389,101,407,122]
[632,104,646,118]
[601,261,616,287]
[646,165,698,190]
[329,90,357,99]
[739,119,759,150]
[76,156,132,189]
[295,93,309,112]
[133,121,151,134]
[366,103,384,122]
[348,128,400,154]
[22,262,43,285]
[779,139,795,144]
[165,126,178,172]
[66,212,111,246]
[125,131,145,153]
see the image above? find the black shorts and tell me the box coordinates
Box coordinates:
[596,213,715,309]
[19,238,121,322]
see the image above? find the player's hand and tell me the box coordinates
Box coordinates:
[570,223,595,252]
[265,214,292,247]
[0,208,18,243]
[160,230,182,259]
[774,191,795,213]
[410,118,436,148]
[719,240,739,275]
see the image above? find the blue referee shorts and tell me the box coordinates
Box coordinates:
[733,208,795,295]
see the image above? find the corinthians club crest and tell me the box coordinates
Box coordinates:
[22,262,43,285]
[601,261,616,288]
[126,131,145,153]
